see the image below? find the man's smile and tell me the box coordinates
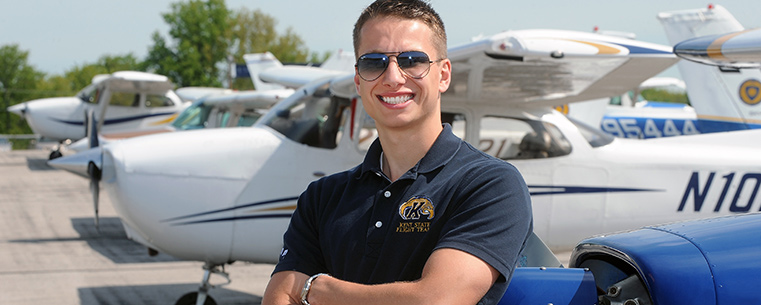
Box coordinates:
[379,94,414,105]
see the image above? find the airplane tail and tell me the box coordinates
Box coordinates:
[242,52,287,91]
[318,49,356,73]
[658,5,761,131]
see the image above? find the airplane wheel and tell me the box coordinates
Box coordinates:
[49,150,63,160]
[174,292,217,305]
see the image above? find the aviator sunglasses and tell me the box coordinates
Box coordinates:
[355,51,444,81]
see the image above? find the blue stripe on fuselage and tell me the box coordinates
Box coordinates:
[529,185,663,196]
[162,197,299,225]
[51,111,176,126]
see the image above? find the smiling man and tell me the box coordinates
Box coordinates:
[261,1,533,304]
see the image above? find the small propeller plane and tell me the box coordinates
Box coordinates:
[7,71,190,159]
[48,24,761,304]
[65,87,294,153]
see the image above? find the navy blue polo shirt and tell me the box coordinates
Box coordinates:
[274,124,533,305]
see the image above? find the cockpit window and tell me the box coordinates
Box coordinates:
[480,116,572,160]
[146,94,174,107]
[110,92,140,107]
[262,84,351,149]
[77,84,100,104]
[172,102,211,130]
[568,116,614,147]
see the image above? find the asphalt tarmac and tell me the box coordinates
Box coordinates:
[0,147,571,305]
[0,148,274,305]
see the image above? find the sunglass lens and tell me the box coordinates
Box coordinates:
[357,54,388,81]
[397,52,431,78]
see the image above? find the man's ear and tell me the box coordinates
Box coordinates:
[438,59,452,93]
[354,67,362,94]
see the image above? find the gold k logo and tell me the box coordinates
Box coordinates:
[399,196,435,220]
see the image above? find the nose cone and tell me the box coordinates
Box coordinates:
[7,103,28,116]
[47,147,102,179]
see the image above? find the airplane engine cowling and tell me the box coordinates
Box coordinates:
[570,213,761,305]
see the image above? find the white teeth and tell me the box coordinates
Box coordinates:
[381,95,412,104]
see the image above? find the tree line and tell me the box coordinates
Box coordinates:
[0,0,329,135]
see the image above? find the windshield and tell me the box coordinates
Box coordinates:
[172,101,211,130]
[76,83,100,104]
[261,82,351,149]
[568,116,614,147]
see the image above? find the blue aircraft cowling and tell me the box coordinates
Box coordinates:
[570,213,761,305]
[498,267,597,305]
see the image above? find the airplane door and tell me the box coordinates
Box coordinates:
[100,90,145,133]
[230,89,365,263]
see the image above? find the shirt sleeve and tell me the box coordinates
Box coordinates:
[434,160,533,283]
[272,179,327,276]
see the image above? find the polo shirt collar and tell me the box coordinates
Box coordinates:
[358,124,461,179]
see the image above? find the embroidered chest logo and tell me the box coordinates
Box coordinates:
[397,196,434,233]
[399,196,435,220]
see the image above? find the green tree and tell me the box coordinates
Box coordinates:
[641,88,690,105]
[144,0,231,87]
[60,53,144,92]
[0,44,45,134]
[98,53,142,73]
[228,8,319,90]
[229,8,309,63]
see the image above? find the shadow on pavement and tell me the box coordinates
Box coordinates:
[79,283,261,305]
[8,217,179,264]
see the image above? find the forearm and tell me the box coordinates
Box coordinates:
[262,271,309,305]
[308,276,434,305]
[306,249,496,305]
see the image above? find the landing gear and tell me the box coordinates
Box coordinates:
[174,263,231,305]
[48,139,71,160]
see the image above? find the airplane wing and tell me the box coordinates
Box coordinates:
[673,28,761,68]
[175,87,234,102]
[259,66,350,89]
[445,29,678,108]
[258,50,356,89]
[198,88,295,108]
[104,71,175,94]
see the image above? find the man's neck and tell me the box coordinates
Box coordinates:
[378,121,443,181]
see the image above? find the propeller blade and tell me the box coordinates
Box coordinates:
[86,109,100,149]
[87,161,102,231]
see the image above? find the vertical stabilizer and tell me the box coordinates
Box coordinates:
[658,5,761,131]
[243,52,287,91]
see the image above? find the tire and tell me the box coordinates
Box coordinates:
[174,292,217,305]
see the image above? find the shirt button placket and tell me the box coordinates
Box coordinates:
[373,190,392,231]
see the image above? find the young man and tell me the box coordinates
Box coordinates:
[261,1,532,304]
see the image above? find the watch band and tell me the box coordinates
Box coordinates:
[301,273,330,305]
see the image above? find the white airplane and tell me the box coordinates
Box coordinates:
[7,71,190,159]
[65,87,294,153]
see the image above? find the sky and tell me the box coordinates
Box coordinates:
[1,0,760,79]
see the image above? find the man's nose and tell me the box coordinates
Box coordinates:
[381,58,406,85]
